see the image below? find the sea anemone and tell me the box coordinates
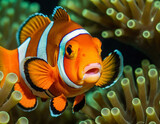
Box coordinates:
[79,59,160,124]
[0,72,21,112]
[0,0,40,49]
[0,111,28,124]
[0,71,28,124]
[0,71,84,123]
[10,100,84,124]
[59,0,160,67]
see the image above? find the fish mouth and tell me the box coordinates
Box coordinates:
[83,63,101,83]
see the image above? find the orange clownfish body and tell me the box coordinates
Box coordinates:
[0,6,123,117]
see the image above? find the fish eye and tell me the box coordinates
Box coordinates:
[65,41,79,59]
[67,45,72,55]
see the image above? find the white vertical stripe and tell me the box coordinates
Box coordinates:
[18,37,31,65]
[37,21,54,61]
[57,29,89,89]
[18,37,50,98]
[18,37,30,88]
[18,37,31,89]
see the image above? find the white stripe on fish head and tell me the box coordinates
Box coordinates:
[57,28,90,89]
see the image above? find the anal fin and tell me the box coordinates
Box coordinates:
[14,81,37,112]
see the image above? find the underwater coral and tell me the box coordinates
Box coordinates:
[1,0,160,124]
[0,71,83,123]
[2,59,159,124]
[10,100,84,124]
[0,72,28,124]
[59,0,160,67]
[0,0,40,49]
[79,59,160,124]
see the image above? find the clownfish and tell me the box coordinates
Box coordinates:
[0,6,123,117]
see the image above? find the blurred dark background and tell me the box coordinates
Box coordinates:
[26,0,59,15]
[26,0,150,69]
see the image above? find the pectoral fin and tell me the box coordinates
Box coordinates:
[49,94,68,117]
[96,50,123,88]
[23,57,55,92]
[72,94,85,113]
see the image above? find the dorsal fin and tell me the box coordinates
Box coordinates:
[52,6,70,22]
[17,13,51,45]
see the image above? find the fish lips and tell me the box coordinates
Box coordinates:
[82,63,102,84]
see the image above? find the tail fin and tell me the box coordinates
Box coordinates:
[0,46,19,87]
[0,46,8,74]
[0,46,8,87]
